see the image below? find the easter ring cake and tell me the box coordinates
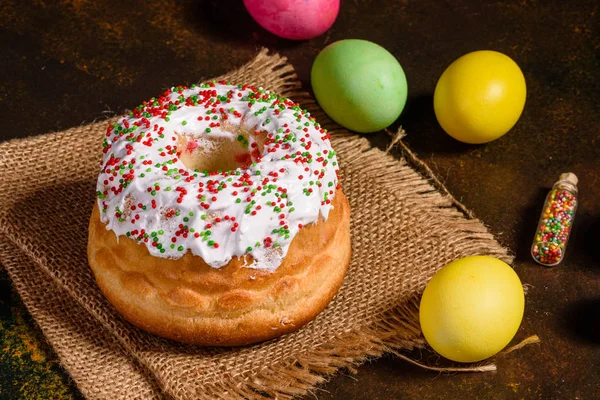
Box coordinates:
[87,82,351,346]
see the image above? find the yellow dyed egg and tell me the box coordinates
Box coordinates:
[434,50,526,144]
[419,256,524,363]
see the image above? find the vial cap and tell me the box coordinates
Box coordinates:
[559,172,578,186]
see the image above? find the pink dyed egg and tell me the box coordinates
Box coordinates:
[243,0,339,40]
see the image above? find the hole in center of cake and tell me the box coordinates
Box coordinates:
[176,125,266,174]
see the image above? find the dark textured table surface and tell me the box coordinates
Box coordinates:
[1,1,599,399]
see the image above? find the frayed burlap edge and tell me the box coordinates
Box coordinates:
[0,48,538,400]
[0,239,165,399]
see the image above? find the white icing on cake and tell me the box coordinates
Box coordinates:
[96,82,340,270]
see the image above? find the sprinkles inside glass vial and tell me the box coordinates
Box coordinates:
[531,173,578,266]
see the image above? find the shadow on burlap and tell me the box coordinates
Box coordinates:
[0,49,513,399]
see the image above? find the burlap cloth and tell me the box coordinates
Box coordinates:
[0,49,513,399]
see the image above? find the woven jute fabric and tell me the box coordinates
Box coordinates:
[0,49,512,399]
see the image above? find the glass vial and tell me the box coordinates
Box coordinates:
[531,173,578,266]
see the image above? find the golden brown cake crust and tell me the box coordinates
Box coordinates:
[87,189,351,346]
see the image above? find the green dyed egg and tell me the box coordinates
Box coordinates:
[311,39,408,133]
